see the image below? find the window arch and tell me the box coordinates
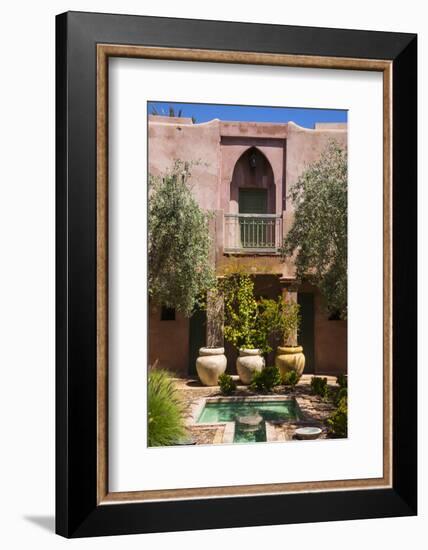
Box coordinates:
[229,147,275,214]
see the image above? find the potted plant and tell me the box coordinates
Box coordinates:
[195,288,227,386]
[235,347,265,385]
[149,160,221,386]
[274,296,305,377]
[196,347,227,386]
[222,273,265,384]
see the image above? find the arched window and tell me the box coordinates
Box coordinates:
[230,147,275,215]
[228,148,277,249]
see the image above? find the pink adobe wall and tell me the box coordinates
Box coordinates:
[148,118,221,211]
[300,283,347,375]
[148,117,347,243]
[315,122,347,130]
[148,116,347,281]
[315,311,347,374]
[284,122,348,235]
[148,303,189,375]
[285,121,348,196]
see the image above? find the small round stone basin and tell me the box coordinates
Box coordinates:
[295,427,322,440]
[236,414,263,432]
[175,436,196,445]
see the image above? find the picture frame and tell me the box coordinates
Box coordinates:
[56,11,417,538]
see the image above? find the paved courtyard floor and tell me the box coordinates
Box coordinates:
[173,374,340,445]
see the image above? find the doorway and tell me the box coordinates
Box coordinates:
[188,307,207,376]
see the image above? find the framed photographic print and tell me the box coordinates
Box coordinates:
[56,11,417,538]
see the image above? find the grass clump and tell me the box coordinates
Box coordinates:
[148,368,186,446]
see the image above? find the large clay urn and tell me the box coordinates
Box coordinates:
[275,346,305,377]
[236,349,265,385]
[196,347,227,386]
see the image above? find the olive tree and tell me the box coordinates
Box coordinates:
[148,160,215,317]
[281,141,348,319]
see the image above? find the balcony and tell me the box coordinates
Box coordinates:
[224,214,282,254]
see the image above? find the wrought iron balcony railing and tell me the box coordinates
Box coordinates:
[224,214,282,253]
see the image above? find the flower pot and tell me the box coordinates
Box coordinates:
[275,346,305,377]
[196,347,227,386]
[236,349,265,385]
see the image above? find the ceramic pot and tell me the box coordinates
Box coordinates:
[236,349,265,385]
[196,347,227,386]
[275,346,305,377]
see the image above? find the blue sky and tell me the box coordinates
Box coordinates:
[148,101,347,129]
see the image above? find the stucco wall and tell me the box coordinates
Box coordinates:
[284,121,348,235]
[148,116,347,280]
[314,312,348,374]
[148,117,347,223]
[148,303,189,375]
[310,286,347,375]
[148,118,221,211]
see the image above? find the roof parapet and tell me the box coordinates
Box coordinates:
[148,114,194,125]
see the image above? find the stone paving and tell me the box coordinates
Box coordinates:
[174,374,341,444]
[188,424,226,445]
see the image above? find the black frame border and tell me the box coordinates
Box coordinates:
[56,11,417,538]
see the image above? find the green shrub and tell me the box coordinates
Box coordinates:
[148,369,186,446]
[327,395,348,437]
[218,373,237,395]
[281,370,301,388]
[250,366,281,392]
[335,386,348,405]
[336,373,347,389]
[310,376,329,398]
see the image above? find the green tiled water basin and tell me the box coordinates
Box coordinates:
[197,399,300,443]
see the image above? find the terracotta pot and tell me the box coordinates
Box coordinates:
[236,349,265,385]
[275,346,305,377]
[196,347,227,386]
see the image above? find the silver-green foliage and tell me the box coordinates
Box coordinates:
[281,141,347,319]
[147,369,186,446]
[149,160,215,316]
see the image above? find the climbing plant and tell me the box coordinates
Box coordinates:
[220,273,299,354]
[257,296,300,347]
[148,160,215,316]
[221,273,259,350]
